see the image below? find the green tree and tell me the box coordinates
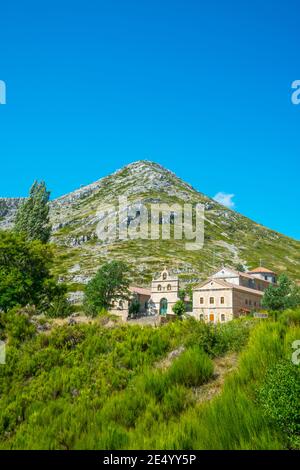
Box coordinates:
[14,181,51,243]
[172,300,186,317]
[178,289,186,301]
[0,231,68,314]
[84,261,131,316]
[0,232,52,311]
[262,274,300,313]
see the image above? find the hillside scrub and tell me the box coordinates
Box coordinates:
[0,315,298,449]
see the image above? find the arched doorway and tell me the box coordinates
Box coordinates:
[209,313,215,323]
[159,298,168,315]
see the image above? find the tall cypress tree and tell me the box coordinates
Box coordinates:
[14,181,51,243]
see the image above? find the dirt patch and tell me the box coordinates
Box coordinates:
[193,353,238,403]
[156,346,186,370]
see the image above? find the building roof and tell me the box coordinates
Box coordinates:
[194,278,264,296]
[248,267,275,274]
[129,286,151,296]
[211,267,271,283]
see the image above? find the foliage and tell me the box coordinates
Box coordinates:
[178,289,186,301]
[262,274,300,312]
[128,297,140,317]
[172,300,186,317]
[258,359,300,448]
[0,231,70,316]
[0,232,52,312]
[1,307,36,345]
[14,181,51,243]
[84,261,131,316]
[167,347,213,387]
[0,314,298,450]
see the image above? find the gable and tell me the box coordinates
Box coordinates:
[211,267,239,279]
[193,278,233,291]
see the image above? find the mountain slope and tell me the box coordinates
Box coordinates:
[1,161,300,289]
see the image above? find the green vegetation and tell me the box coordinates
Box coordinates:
[14,181,51,243]
[0,313,298,450]
[258,359,300,448]
[0,231,70,317]
[172,300,186,317]
[84,261,131,316]
[262,273,300,313]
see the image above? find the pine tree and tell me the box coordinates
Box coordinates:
[14,181,51,243]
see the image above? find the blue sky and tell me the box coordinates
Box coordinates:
[0,0,299,239]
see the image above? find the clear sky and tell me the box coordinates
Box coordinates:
[0,0,299,239]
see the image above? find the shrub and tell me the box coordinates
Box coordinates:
[167,347,213,387]
[3,307,36,344]
[172,300,186,317]
[258,359,300,448]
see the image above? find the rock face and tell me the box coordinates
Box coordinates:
[0,198,26,229]
[1,160,300,286]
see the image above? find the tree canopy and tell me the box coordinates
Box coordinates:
[262,273,300,312]
[0,231,69,315]
[14,181,51,243]
[84,261,131,316]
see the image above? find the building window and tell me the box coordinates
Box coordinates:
[221,314,225,322]
[200,297,204,304]
[220,297,225,304]
[209,297,214,304]
[245,299,248,305]
[163,272,167,280]
[158,284,162,291]
[249,300,252,306]
[167,284,171,291]
[119,301,123,308]
[265,276,268,281]
[200,314,204,321]
[254,301,257,307]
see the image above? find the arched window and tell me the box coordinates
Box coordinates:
[221,314,225,322]
[167,284,171,291]
[162,272,167,280]
[158,284,162,291]
[200,314,204,321]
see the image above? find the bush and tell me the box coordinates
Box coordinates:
[3,307,36,345]
[172,300,186,317]
[45,293,73,319]
[258,359,300,448]
[167,347,213,387]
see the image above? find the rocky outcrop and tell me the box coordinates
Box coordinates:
[0,198,26,229]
